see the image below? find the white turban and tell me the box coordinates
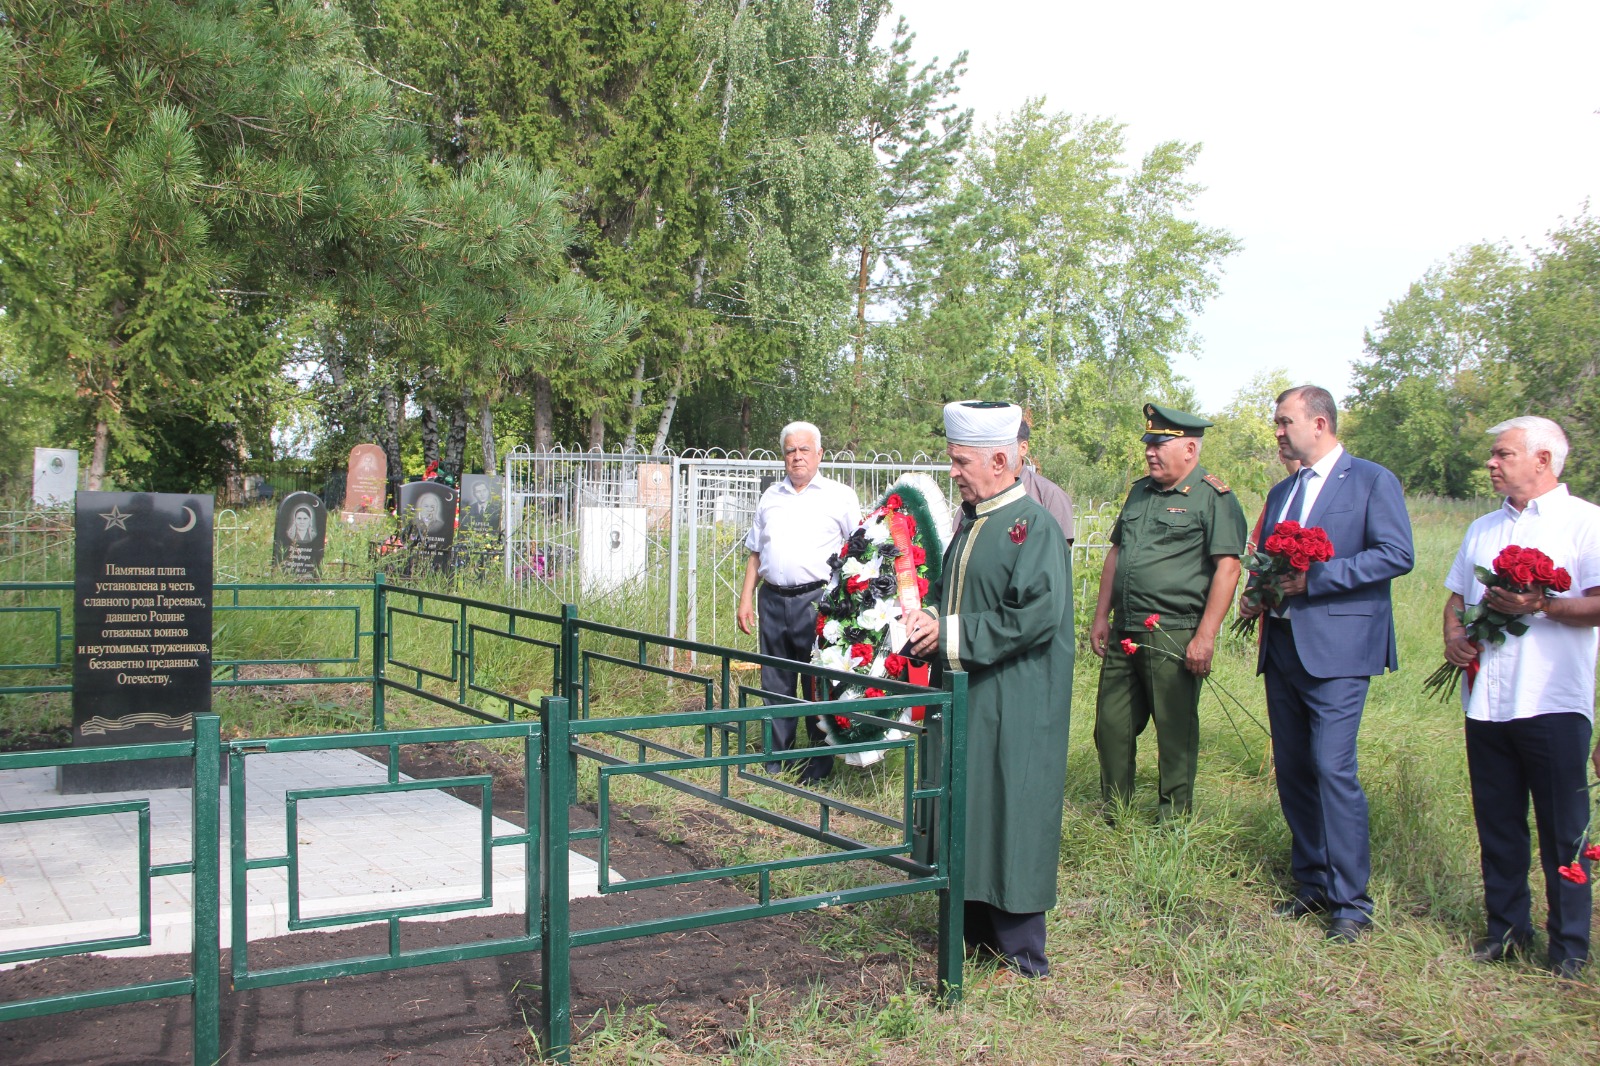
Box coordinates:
[943,401,1022,447]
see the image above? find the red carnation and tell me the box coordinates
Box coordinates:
[1144,614,1160,630]
[833,715,853,730]
[1558,863,1588,885]
[849,642,875,667]
[864,687,886,699]
[1120,638,1138,655]
[1585,843,1600,861]
[884,653,908,679]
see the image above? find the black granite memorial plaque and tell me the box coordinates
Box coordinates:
[398,481,456,559]
[272,491,327,578]
[458,475,502,535]
[61,491,214,793]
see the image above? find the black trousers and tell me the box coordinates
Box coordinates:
[1465,712,1592,968]
[964,901,1048,977]
[755,584,833,782]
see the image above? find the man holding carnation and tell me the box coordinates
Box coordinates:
[1238,385,1413,943]
[738,421,861,783]
[1090,403,1247,820]
[1442,415,1600,977]
[904,401,1074,979]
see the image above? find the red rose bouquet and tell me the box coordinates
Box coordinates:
[1229,520,1336,637]
[1423,544,1573,701]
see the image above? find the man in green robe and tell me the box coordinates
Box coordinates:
[905,400,1074,978]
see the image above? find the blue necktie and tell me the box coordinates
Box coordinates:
[1281,468,1312,524]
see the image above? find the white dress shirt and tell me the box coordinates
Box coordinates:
[744,474,861,586]
[1277,444,1344,525]
[1445,484,1600,722]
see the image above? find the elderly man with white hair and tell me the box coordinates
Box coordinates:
[904,400,1074,979]
[738,421,861,783]
[1442,415,1600,978]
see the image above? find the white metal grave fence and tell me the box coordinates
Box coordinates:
[500,446,1114,650]
[0,506,251,583]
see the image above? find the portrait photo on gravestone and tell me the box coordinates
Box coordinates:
[273,491,327,579]
[399,480,456,556]
[459,474,503,535]
[65,491,214,793]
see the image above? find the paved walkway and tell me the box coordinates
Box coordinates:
[0,750,614,964]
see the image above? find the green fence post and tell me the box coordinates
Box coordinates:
[192,714,222,1064]
[540,695,572,1063]
[936,671,968,1003]
[372,572,387,730]
[560,604,579,808]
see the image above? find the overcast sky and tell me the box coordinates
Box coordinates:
[901,0,1600,414]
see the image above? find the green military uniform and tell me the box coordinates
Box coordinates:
[1095,404,1247,817]
[929,480,1074,914]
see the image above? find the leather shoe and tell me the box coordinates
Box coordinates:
[1470,934,1531,963]
[1325,917,1370,943]
[1272,896,1327,920]
[1549,957,1587,980]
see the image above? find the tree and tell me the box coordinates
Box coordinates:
[896,100,1238,477]
[1346,243,1523,497]
[1203,370,1295,496]
[0,0,410,488]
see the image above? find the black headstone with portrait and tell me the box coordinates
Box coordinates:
[273,491,327,578]
[61,492,214,793]
[398,481,456,561]
[458,475,503,538]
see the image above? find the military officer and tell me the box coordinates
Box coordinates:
[1089,403,1247,818]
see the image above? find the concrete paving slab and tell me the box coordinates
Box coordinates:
[0,749,617,965]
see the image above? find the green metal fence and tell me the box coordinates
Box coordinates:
[0,577,967,1063]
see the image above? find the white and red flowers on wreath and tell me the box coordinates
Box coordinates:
[811,475,949,764]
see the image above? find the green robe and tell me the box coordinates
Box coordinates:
[928,480,1074,914]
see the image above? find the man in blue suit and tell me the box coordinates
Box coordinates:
[1238,385,1414,942]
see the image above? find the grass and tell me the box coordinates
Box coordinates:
[3,494,1597,1062]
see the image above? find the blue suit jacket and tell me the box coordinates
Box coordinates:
[1255,450,1414,679]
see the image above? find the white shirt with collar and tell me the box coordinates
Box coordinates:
[1445,483,1600,723]
[1277,443,1345,525]
[744,474,861,587]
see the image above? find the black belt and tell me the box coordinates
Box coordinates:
[764,579,826,597]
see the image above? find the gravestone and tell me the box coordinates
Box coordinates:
[32,448,78,507]
[458,474,503,536]
[579,505,648,594]
[272,491,327,578]
[61,492,213,793]
[341,444,387,526]
[398,481,456,558]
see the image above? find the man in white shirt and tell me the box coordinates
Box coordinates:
[737,422,861,783]
[1442,415,1600,978]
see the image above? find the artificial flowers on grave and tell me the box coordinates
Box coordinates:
[812,473,951,767]
[1422,544,1573,701]
[1120,613,1271,770]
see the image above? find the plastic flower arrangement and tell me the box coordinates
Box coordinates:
[811,474,950,767]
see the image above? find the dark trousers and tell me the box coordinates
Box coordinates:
[964,901,1048,977]
[1094,626,1202,816]
[1465,713,1592,968]
[756,584,833,782]
[1264,620,1373,921]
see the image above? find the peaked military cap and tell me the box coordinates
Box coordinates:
[1142,402,1213,444]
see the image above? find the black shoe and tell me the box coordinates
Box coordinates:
[1470,934,1532,963]
[1272,895,1327,920]
[1549,956,1587,980]
[1325,917,1370,943]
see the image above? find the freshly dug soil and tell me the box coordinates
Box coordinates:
[0,739,921,1064]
